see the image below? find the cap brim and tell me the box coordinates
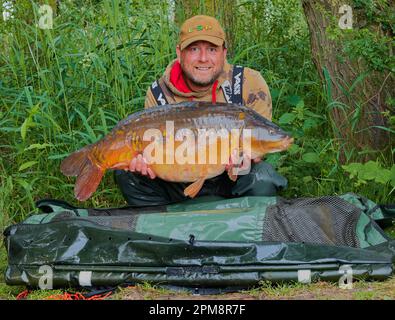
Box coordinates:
[180,35,224,51]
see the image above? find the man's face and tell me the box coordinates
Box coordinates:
[177,40,227,90]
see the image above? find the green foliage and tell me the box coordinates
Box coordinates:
[0,0,176,224]
[343,28,394,72]
[353,0,395,33]
[326,0,394,72]
[342,161,395,188]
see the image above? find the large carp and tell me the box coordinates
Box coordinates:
[61,102,293,201]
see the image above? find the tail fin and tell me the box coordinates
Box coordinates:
[61,146,105,201]
[74,161,104,201]
[61,146,92,177]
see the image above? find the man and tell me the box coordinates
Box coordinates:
[114,15,287,206]
[144,16,272,118]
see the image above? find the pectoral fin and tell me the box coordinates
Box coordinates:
[184,177,206,198]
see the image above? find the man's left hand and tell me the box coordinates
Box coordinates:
[225,150,261,176]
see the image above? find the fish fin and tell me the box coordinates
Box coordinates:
[184,177,206,198]
[74,162,104,201]
[60,146,92,177]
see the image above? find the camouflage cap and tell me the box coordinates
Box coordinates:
[179,15,226,50]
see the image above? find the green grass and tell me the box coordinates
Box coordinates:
[0,244,24,300]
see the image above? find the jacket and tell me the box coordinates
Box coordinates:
[144,59,272,120]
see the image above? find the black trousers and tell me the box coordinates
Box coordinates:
[114,162,288,206]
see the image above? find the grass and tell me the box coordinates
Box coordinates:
[0,0,393,300]
[0,244,23,300]
[109,277,395,300]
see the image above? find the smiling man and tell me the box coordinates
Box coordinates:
[114,15,287,206]
[144,15,272,119]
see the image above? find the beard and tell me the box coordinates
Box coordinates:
[181,62,224,88]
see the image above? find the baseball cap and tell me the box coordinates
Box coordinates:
[179,15,226,50]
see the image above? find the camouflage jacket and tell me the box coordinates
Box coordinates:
[144,59,272,120]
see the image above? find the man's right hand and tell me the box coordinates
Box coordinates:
[128,154,156,179]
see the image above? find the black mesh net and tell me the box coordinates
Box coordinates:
[262,196,361,247]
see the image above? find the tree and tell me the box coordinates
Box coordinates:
[302,0,394,162]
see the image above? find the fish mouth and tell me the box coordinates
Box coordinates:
[282,136,294,149]
[266,136,294,153]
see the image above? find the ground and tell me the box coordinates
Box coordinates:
[111,279,395,300]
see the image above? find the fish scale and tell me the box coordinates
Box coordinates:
[60,102,293,201]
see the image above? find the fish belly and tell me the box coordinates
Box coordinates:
[150,163,225,182]
[145,135,230,182]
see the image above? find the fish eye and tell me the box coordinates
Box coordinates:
[268,129,275,135]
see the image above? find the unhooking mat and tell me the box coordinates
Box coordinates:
[3,193,395,291]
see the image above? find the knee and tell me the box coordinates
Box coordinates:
[252,162,288,189]
[232,162,288,197]
[114,169,132,185]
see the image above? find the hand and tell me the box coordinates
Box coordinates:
[128,154,156,179]
[225,149,239,172]
[225,150,261,171]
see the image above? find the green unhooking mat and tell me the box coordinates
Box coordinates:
[3,193,395,291]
